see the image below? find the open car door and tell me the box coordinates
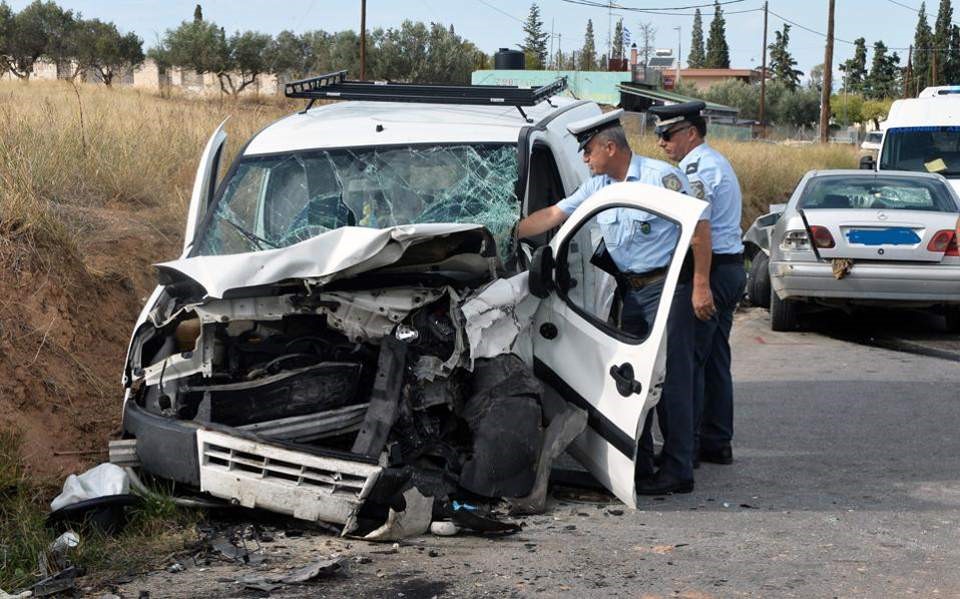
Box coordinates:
[530,182,706,507]
[181,120,228,257]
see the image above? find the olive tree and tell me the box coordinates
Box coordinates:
[70,18,144,85]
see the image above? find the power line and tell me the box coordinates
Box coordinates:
[475,0,525,23]
[557,0,745,13]
[766,9,855,45]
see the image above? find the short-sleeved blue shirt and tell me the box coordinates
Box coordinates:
[679,143,744,255]
[556,154,692,273]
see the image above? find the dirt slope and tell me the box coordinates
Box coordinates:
[0,205,178,482]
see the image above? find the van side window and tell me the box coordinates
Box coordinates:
[525,143,566,246]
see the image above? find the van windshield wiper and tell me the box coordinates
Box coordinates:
[223,218,279,251]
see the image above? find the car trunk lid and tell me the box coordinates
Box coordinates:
[803,209,959,262]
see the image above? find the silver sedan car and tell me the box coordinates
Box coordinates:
[744,170,960,331]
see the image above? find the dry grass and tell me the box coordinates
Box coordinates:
[0,81,288,268]
[625,123,859,228]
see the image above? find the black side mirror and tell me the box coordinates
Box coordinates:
[528,246,555,298]
[859,155,876,170]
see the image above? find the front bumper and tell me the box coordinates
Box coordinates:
[771,259,960,303]
[122,402,382,528]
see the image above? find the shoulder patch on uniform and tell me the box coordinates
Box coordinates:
[662,173,683,192]
[690,180,706,200]
[685,161,699,175]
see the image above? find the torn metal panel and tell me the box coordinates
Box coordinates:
[459,272,540,363]
[351,337,408,457]
[158,224,492,299]
[141,331,214,386]
[312,288,446,342]
[238,403,369,442]
[196,430,381,529]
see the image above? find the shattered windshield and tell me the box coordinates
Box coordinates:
[880,126,960,176]
[194,144,520,260]
[800,176,957,211]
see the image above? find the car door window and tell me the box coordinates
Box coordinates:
[553,205,680,343]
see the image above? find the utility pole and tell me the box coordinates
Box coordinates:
[360,0,367,80]
[759,1,768,138]
[819,0,835,143]
[908,46,913,97]
[674,26,681,87]
[611,3,616,63]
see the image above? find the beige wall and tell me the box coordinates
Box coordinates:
[1,58,284,97]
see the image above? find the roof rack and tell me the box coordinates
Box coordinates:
[284,70,568,122]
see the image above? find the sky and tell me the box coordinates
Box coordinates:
[6,0,942,81]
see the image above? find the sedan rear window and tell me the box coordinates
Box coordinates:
[799,176,958,212]
[194,143,519,258]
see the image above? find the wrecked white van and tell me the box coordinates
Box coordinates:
[117,73,705,536]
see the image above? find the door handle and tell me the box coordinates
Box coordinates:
[609,363,642,397]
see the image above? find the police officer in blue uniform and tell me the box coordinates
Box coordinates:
[518,109,716,495]
[652,101,746,466]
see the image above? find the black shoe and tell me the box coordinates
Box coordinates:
[699,446,733,465]
[635,472,694,495]
[654,452,700,469]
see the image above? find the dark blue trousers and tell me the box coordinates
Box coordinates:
[694,262,746,453]
[621,278,696,482]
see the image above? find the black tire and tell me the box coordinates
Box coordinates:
[770,286,799,331]
[945,306,960,333]
[748,252,771,309]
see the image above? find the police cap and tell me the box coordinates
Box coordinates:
[649,101,706,135]
[567,109,624,151]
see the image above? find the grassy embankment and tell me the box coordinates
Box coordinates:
[0,81,287,592]
[0,81,856,591]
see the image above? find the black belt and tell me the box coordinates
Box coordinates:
[620,266,668,289]
[711,253,743,267]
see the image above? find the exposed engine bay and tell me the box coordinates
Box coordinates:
[121,226,582,538]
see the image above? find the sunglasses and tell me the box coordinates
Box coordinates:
[657,124,692,142]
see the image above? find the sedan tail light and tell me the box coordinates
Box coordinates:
[779,230,811,251]
[808,225,836,249]
[928,229,957,255]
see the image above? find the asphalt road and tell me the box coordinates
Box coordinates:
[118,307,960,598]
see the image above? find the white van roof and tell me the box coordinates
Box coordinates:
[886,95,960,128]
[918,85,960,98]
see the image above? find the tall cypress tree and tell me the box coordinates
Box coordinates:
[687,8,705,68]
[581,19,596,71]
[866,40,902,99]
[612,18,624,60]
[840,37,868,93]
[913,2,934,93]
[768,24,802,90]
[948,24,960,82]
[704,0,730,68]
[934,0,953,82]
[522,3,549,69]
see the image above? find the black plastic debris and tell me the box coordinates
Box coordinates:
[46,494,142,536]
[458,356,543,498]
[31,565,83,597]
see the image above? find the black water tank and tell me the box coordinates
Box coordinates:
[494,48,525,70]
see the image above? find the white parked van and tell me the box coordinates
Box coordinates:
[871,91,960,195]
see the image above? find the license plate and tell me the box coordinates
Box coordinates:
[845,227,920,246]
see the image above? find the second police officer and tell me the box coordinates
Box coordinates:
[651,101,746,467]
